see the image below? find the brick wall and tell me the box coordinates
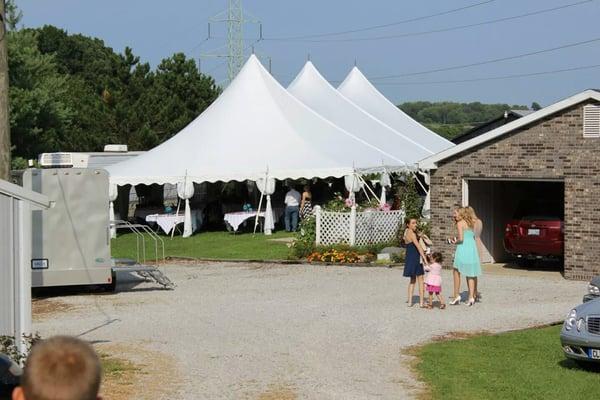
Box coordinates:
[430,101,600,280]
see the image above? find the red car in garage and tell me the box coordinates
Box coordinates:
[504,200,564,262]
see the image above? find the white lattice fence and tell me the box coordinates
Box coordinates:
[315,206,404,246]
[315,207,352,245]
[355,210,404,246]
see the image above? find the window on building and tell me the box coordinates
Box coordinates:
[583,104,600,138]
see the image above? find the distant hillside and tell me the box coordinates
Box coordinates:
[398,101,531,139]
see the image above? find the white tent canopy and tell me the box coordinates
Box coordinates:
[107,55,405,187]
[338,66,454,154]
[287,61,434,165]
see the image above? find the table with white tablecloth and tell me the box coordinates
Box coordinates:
[146,213,184,235]
[223,211,270,232]
[146,210,202,235]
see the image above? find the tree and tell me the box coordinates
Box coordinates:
[7,29,73,158]
[531,102,542,111]
[5,0,22,31]
[0,1,11,178]
[398,100,529,139]
[140,52,219,145]
[5,23,220,159]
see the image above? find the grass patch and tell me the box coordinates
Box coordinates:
[100,352,140,379]
[413,324,600,399]
[111,231,293,261]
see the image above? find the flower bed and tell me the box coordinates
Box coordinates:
[307,249,362,263]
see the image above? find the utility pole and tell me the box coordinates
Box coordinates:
[0,0,10,180]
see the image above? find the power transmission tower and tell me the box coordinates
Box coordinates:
[201,0,261,84]
[0,0,10,180]
[226,0,244,82]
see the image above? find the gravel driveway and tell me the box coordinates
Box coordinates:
[33,262,585,399]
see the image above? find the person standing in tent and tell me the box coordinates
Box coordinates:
[300,185,313,219]
[284,185,301,232]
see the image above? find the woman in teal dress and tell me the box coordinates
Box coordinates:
[449,207,481,307]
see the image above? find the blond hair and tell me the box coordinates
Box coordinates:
[22,336,101,400]
[465,206,479,221]
[457,207,475,228]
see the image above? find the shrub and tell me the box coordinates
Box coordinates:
[390,252,405,263]
[0,333,41,364]
[289,216,316,259]
[393,172,423,219]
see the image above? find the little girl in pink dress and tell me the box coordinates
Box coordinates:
[424,252,446,309]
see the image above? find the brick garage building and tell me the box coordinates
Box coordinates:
[419,90,600,280]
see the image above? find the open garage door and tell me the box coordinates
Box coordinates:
[466,179,564,265]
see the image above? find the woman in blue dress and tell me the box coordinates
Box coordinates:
[449,207,482,307]
[403,217,429,307]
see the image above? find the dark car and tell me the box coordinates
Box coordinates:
[584,276,600,303]
[503,199,563,263]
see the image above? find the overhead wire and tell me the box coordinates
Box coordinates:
[263,0,596,43]
[370,36,600,79]
[370,63,600,85]
[264,0,495,40]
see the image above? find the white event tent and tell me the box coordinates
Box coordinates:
[338,66,454,153]
[287,61,435,165]
[107,55,407,235]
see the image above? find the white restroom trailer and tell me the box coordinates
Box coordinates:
[22,168,114,288]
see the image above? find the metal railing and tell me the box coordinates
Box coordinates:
[110,220,165,265]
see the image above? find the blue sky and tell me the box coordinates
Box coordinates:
[16,0,600,106]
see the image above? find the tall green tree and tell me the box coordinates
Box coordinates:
[7,29,73,158]
[141,52,219,144]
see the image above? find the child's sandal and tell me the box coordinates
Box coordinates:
[440,304,446,310]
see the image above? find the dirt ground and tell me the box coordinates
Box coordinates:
[32,262,586,399]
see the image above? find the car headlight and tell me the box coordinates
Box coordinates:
[565,309,577,331]
[588,284,600,296]
[576,318,586,332]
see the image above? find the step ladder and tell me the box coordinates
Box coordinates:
[110,220,175,290]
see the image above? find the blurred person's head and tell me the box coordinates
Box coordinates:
[12,336,102,400]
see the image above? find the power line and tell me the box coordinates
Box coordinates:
[370,35,600,79]
[264,0,596,43]
[370,63,600,85]
[264,0,495,41]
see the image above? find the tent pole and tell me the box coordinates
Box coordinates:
[411,171,428,194]
[253,171,268,235]
[357,174,378,200]
[172,198,181,240]
[253,189,264,235]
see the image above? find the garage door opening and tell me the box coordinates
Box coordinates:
[466,179,564,268]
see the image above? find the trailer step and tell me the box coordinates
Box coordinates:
[112,258,137,266]
[112,265,175,290]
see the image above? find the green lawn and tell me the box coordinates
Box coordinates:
[111,231,293,261]
[414,325,600,399]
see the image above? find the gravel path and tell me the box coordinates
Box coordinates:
[33,263,585,399]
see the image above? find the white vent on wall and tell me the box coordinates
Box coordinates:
[583,104,600,138]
